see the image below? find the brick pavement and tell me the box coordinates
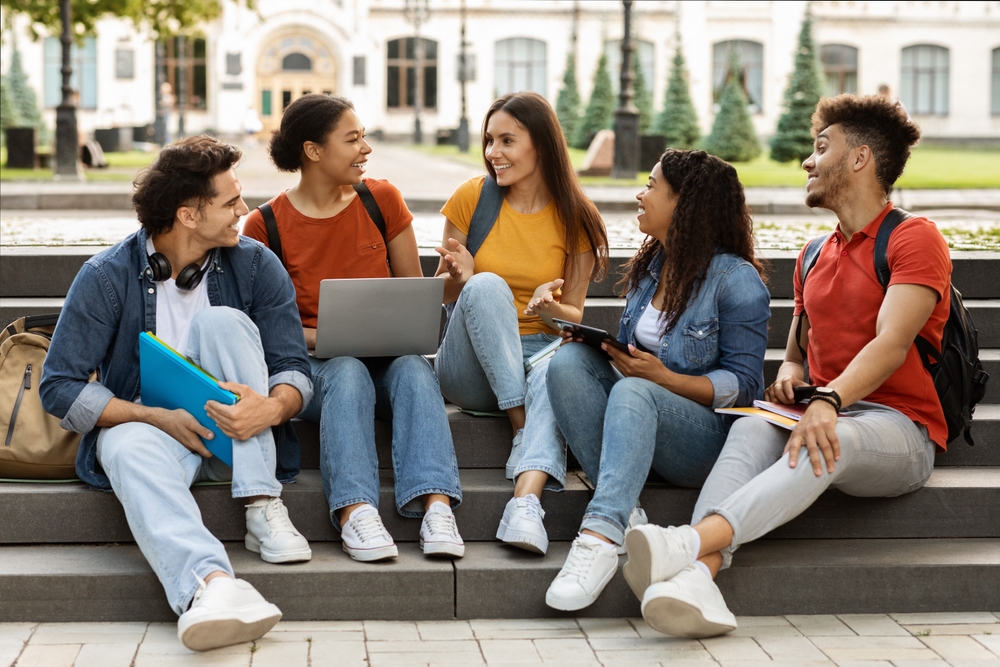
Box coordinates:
[3,613,1000,666]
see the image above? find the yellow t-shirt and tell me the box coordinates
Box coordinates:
[441,176,589,335]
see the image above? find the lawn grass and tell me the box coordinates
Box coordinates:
[406,143,1000,189]
[0,147,156,181]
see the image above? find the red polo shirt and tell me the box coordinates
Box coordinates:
[793,203,952,450]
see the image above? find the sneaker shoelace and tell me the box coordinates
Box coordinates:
[424,511,459,539]
[352,512,390,544]
[518,496,545,521]
[263,499,298,534]
[561,538,601,580]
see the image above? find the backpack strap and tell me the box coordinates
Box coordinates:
[257,202,284,268]
[466,176,506,256]
[794,233,832,365]
[873,207,914,291]
[353,181,391,273]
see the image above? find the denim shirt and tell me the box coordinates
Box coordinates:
[39,228,314,490]
[617,250,770,408]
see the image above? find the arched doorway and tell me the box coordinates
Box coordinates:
[257,27,338,135]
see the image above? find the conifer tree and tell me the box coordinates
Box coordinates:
[1,76,22,147]
[703,50,762,162]
[6,46,49,145]
[555,52,581,146]
[572,53,615,149]
[654,40,700,148]
[632,55,653,135]
[770,8,824,163]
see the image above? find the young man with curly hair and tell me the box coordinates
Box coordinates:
[621,94,951,637]
[40,136,314,651]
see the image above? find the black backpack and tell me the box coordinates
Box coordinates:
[799,208,989,446]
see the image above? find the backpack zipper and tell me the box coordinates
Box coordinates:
[5,363,32,448]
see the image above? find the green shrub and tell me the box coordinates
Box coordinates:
[770,10,824,163]
[703,51,762,162]
[573,53,615,149]
[555,53,581,146]
[654,41,700,149]
[633,54,653,135]
[6,46,49,146]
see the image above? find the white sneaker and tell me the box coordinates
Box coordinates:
[341,504,398,562]
[177,575,282,651]
[618,506,649,555]
[420,501,465,558]
[545,534,620,611]
[641,565,737,638]
[505,429,524,480]
[622,524,697,601]
[245,497,312,563]
[496,494,548,555]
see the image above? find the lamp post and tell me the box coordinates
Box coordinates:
[611,0,640,180]
[54,0,82,179]
[154,41,167,145]
[404,0,430,144]
[456,0,470,152]
[177,35,187,138]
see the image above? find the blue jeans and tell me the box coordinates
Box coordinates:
[303,354,461,520]
[95,307,283,616]
[548,342,732,544]
[692,401,936,570]
[435,273,566,488]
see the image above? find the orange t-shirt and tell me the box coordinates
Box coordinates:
[793,203,952,449]
[242,178,413,328]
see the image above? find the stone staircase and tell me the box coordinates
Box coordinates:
[1,247,998,622]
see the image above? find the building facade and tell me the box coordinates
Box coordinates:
[3,0,1000,145]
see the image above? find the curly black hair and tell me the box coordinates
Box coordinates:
[132,135,242,236]
[811,94,921,194]
[269,94,355,172]
[618,149,767,333]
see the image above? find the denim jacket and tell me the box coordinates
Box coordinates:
[39,228,314,490]
[617,250,770,408]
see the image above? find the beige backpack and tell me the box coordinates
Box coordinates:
[0,315,91,480]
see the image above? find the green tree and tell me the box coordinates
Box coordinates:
[632,55,653,135]
[572,52,615,149]
[555,52,581,146]
[1,75,23,147]
[703,51,762,162]
[0,0,226,39]
[654,40,700,149]
[770,8,824,163]
[5,45,48,145]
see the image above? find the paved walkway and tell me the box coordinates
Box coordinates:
[4,613,1000,666]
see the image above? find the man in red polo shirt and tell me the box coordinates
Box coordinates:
[621,94,950,638]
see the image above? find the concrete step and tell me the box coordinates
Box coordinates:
[2,538,998,621]
[3,247,999,300]
[3,467,998,546]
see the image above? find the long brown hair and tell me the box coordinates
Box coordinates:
[618,149,767,332]
[482,92,608,281]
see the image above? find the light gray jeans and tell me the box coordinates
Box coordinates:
[96,307,284,616]
[692,401,937,569]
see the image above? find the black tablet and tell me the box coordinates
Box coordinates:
[551,318,630,357]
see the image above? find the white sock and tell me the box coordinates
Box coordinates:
[426,501,452,515]
[689,527,701,563]
[579,533,617,551]
[694,560,712,578]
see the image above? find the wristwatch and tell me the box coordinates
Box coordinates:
[809,386,842,412]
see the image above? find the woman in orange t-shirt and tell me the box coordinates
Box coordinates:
[242,94,463,563]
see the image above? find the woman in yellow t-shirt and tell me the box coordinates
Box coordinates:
[434,92,608,551]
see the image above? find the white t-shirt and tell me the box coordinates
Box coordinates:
[634,300,664,351]
[146,238,211,354]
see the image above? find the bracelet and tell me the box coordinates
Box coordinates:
[808,394,840,412]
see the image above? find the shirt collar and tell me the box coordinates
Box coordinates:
[835,202,894,243]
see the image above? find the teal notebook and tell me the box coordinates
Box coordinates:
[138,331,239,466]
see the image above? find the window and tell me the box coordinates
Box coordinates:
[712,40,764,112]
[354,56,366,86]
[282,53,312,71]
[44,37,97,109]
[900,45,949,115]
[386,37,438,110]
[603,39,655,98]
[261,90,272,116]
[821,44,858,97]
[161,36,208,111]
[992,47,1000,115]
[495,38,546,97]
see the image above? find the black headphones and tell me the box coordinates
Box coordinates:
[147,252,209,291]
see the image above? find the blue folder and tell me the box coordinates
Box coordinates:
[138,331,239,466]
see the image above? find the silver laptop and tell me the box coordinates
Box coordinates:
[314,278,445,359]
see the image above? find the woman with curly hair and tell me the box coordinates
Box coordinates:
[541,149,771,611]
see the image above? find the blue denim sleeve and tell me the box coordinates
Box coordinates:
[249,247,314,412]
[708,262,771,408]
[39,263,118,432]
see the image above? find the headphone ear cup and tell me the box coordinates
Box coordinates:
[175,263,207,291]
[148,252,172,282]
